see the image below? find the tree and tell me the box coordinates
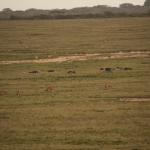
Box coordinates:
[104,11,114,17]
[3,8,13,11]
[144,0,150,6]
[94,5,108,8]
[49,9,65,16]
[120,3,134,8]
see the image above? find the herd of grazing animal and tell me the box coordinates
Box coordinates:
[0,90,21,96]
[2,65,133,96]
[100,67,132,72]
[0,87,54,96]
[0,83,112,96]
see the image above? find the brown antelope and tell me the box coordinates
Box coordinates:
[105,84,112,90]
[0,90,6,96]
[16,91,20,96]
[46,87,54,92]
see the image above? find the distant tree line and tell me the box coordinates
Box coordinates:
[144,0,150,6]
[24,12,150,20]
[0,2,150,20]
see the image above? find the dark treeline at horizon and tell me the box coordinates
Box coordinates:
[0,3,150,20]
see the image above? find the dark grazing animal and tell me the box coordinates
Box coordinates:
[48,70,54,72]
[100,68,104,70]
[124,68,132,70]
[29,71,38,73]
[105,68,112,72]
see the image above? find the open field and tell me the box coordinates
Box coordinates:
[0,18,150,150]
[0,18,150,61]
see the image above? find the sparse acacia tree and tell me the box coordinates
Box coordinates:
[49,9,65,16]
[3,8,13,11]
[94,5,108,8]
[144,0,150,6]
[120,3,134,8]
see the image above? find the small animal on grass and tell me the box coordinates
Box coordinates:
[105,84,112,89]
[105,68,112,72]
[16,91,20,96]
[124,68,132,70]
[68,71,76,74]
[46,87,54,92]
[0,90,6,96]
[48,70,54,72]
[29,71,38,73]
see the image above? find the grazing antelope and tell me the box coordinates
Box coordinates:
[105,84,112,90]
[16,91,20,96]
[46,87,54,92]
[68,94,74,96]
[0,90,6,96]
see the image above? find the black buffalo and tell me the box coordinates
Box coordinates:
[48,70,54,72]
[124,68,132,70]
[29,71,38,73]
[100,68,104,70]
[105,68,112,72]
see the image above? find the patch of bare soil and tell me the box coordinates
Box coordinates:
[119,98,150,101]
[0,51,150,64]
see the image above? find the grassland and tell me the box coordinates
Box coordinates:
[0,18,150,150]
[0,18,150,61]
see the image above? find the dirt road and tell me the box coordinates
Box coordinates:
[0,51,150,64]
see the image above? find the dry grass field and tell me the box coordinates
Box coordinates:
[0,18,150,150]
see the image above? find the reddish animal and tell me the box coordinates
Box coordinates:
[16,91,20,96]
[0,90,6,96]
[46,87,54,92]
[105,84,112,90]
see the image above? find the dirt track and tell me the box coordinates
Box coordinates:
[0,51,150,64]
[119,98,150,101]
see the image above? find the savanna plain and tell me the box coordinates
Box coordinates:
[0,18,150,150]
